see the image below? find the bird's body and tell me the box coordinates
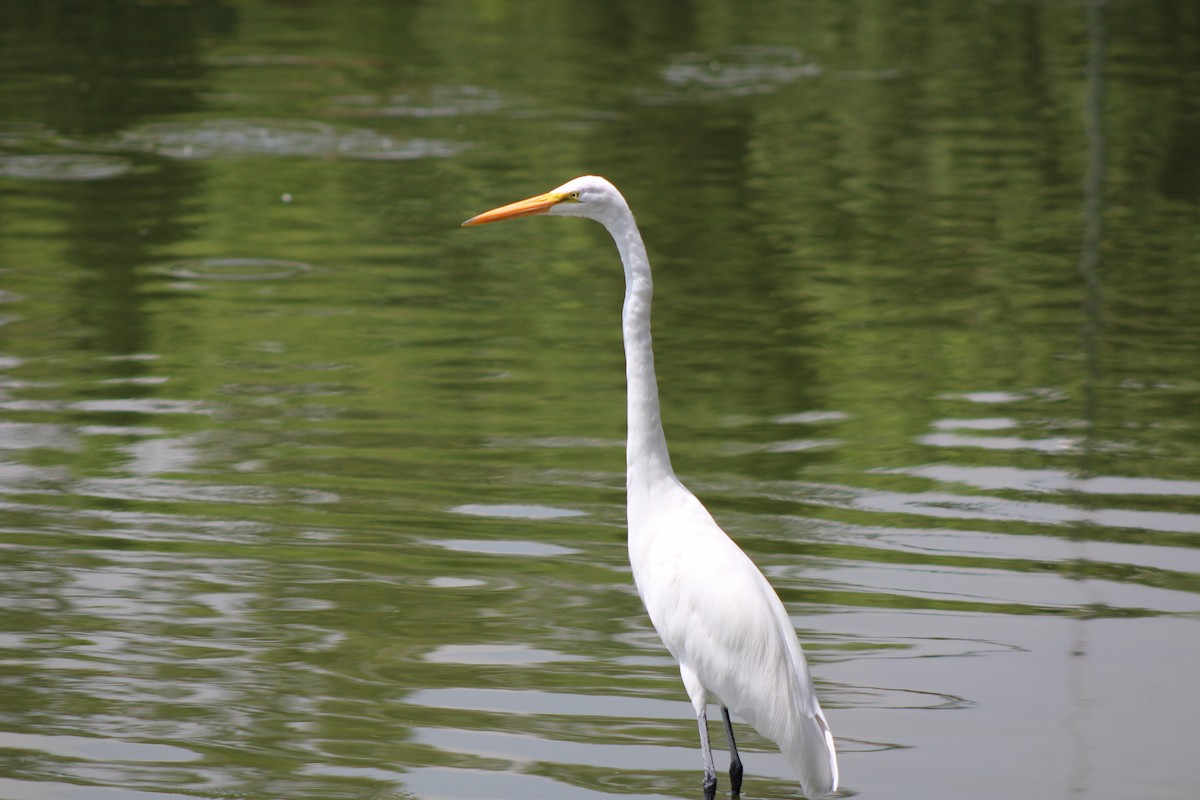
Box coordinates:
[464,176,837,799]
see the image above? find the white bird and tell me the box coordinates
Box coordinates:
[463,176,838,800]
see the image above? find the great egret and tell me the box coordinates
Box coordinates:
[463,176,838,800]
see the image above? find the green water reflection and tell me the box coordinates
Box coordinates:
[2,1,1199,799]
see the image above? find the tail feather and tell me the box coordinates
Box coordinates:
[780,703,838,799]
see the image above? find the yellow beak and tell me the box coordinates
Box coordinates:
[462,191,570,226]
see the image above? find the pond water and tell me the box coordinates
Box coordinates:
[2,2,1199,799]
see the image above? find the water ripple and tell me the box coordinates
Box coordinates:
[919,431,1079,452]
[72,477,337,506]
[851,489,1200,534]
[425,537,579,556]
[0,398,211,415]
[0,154,132,181]
[333,84,505,117]
[424,645,587,665]
[155,257,312,282]
[648,46,821,103]
[896,464,1200,497]
[0,778,196,800]
[98,119,466,161]
[448,503,588,520]
[0,121,55,146]
[0,732,199,764]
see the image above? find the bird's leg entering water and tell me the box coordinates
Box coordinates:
[720,705,743,795]
[696,707,718,800]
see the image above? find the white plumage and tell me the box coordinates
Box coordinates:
[464,175,838,799]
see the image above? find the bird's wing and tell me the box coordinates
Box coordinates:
[632,487,819,717]
[631,485,836,795]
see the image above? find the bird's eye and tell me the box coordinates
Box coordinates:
[569,191,581,201]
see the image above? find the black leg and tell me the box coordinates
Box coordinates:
[697,706,718,800]
[721,705,743,795]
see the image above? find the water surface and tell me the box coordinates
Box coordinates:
[2,2,1199,799]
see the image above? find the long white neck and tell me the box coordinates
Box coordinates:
[600,209,677,499]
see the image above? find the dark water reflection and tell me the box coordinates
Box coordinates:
[2,1,1199,799]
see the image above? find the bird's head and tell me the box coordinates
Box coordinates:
[462,175,628,227]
